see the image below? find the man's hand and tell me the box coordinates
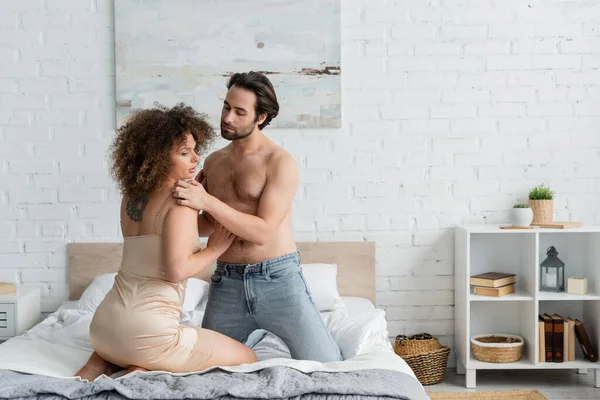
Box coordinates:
[173,179,209,211]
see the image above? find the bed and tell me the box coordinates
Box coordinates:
[0,241,429,400]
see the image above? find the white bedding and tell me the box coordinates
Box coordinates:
[0,296,413,382]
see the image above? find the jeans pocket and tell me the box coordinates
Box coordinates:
[297,270,316,306]
[210,270,225,286]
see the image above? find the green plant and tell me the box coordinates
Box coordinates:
[528,184,554,200]
[513,203,530,208]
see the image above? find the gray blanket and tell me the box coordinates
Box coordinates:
[0,367,429,400]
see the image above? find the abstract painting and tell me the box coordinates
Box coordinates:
[114,0,341,129]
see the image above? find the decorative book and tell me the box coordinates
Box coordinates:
[474,283,515,297]
[574,319,598,362]
[566,317,576,361]
[538,315,545,363]
[470,272,516,288]
[0,282,16,295]
[550,314,564,363]
[542,314,553,362]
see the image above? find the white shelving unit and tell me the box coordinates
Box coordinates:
[455,225,600,389]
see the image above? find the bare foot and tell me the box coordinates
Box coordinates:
[75,352,109,382]
[105,361,124,376]
[124,365,148,376]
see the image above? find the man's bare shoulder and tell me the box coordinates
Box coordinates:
[263,139,292,162]
[203,147,228,169]
[265,142,298,177]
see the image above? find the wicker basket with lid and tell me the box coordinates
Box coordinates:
[395,333,450,385]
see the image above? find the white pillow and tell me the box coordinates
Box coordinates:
[77,273,208,313]
[340,296,375,316]
[300,263,345,312]
[321,308,392,359]
[182,278,209,312]
[78,273,117,313]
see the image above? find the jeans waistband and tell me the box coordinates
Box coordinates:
[216,251,301,276]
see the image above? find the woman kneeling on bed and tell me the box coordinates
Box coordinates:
[75,103,257,382]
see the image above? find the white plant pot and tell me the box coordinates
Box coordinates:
[510,208,533,227]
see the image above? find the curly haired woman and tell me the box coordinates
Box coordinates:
[75,103,257,382]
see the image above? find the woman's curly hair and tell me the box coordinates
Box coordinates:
[110,102,216,197]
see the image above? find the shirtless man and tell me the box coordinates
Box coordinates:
[173,71,342,363]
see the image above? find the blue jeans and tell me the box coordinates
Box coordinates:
[201,251,343,362]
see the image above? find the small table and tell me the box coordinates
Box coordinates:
[0,287,41,342]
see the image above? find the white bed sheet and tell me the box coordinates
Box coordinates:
[20,296,381,354]
[0,296,412,382]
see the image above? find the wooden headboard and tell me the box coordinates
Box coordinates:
[68,242,375,303]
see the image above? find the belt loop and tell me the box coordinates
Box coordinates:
[297,250,302,265]
[263,262,271,281]
[223,265,231,278]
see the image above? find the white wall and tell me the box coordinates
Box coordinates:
[1,0,600,358]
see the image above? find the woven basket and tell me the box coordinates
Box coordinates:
[529,199,553,225]
[471,334,523,363]
[402,347,451,386]
[395,333,450,385]
[395,333,440,357]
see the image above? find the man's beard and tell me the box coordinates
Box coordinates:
[221,121,255,141]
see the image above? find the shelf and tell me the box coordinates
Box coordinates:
[538,292,600,301]
[459,224,600,234]
[468,357,600,370]
[468,357,535,369]
[461,225,536,234]
[535,360,600,369]
[470,291,533,302]
[455,225,600,388]
[538,227,600,233]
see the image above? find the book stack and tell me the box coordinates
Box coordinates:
[470,272,516,297]
[538,314,598,363]
[0,282,16,295]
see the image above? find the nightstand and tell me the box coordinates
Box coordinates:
[0,287,41,341]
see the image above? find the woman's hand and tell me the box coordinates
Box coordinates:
[173,179,208,211]
[206,223,235,256]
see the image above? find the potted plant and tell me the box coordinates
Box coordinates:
[528,184,554,225]
[511,203,533,227]
[510,203,533,227]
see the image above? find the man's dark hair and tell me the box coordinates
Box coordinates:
[227,71,279,130]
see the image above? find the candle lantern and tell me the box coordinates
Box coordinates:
[540,246,565,292]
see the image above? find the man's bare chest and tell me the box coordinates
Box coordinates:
[207,164,266,205]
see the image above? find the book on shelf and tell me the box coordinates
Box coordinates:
[541,314,554,362]
[473,283,515,297]
[550,314,564,362]
[538,315,545,363]
[470,272,516,288]
[566,317,576,362]
[538,314,595,363]
[563,316,569,363]
[0,282,16,295]
[574,319,598,362]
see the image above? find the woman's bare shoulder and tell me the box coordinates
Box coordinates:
[163,197,198,222]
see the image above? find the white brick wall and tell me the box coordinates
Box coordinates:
[2,0,600,365]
